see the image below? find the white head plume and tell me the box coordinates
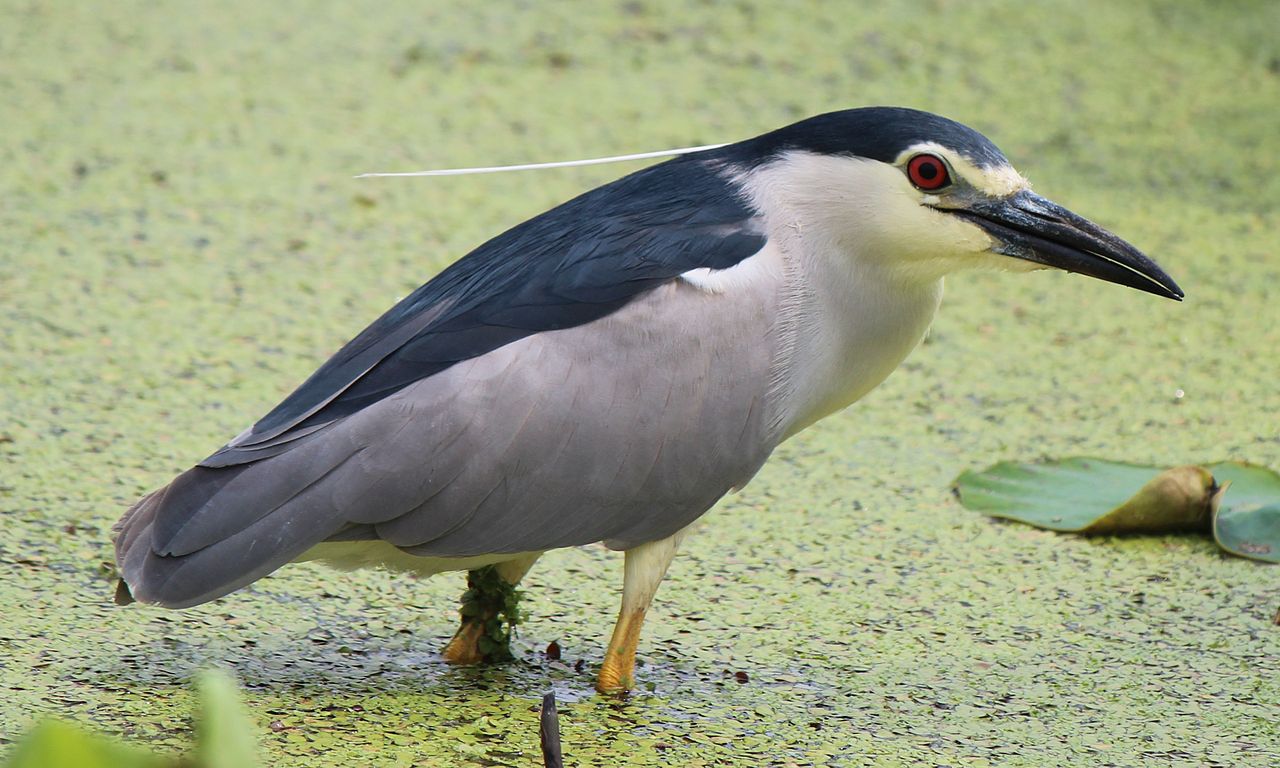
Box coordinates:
[355,143,727,178]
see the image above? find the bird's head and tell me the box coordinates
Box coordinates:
[721,107,1183,300]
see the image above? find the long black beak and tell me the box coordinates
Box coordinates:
[954,190,1183,301]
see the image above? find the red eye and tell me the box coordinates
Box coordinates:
[907,154,950,191]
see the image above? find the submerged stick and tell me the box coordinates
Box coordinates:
[540,692,563,768]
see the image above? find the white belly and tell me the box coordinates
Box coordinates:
[296,541,542,577]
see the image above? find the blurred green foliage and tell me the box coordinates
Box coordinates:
[5,721,164,768]
[6,672,258,768]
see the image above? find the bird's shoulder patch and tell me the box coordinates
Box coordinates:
[678,240,783,295]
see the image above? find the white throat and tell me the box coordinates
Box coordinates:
[725,152,946,440]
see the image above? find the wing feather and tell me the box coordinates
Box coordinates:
[204,154,763,467]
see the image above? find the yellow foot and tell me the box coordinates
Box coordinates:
[595,609,645,694]
[442,621,486,665]
[595,658,635,695]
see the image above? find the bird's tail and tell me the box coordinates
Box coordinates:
[112,488,164,604]
[111,440,366,609]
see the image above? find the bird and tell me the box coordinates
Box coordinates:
[113,106,1183,694]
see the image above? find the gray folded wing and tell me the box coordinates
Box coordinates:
[114,273,781,608]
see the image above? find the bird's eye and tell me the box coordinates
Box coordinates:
[906,154,951,191]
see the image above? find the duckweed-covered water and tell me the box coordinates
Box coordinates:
[2,2,1277,765]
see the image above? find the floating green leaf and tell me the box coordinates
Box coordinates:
[1208,463,1280,563]
[954,458,1213,533]
[955,458,1280,562]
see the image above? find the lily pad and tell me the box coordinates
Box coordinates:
[954,458,1280,562]
[1208,463,1280,563]
[954,458,1216,533]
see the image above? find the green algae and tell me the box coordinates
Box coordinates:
[457,566,525,663]
[2,1,1278,765]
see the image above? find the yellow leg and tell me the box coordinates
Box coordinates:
[596,525,693,694]
[441,621,487,665]
[442,553,541,664]
[598,608,647,693]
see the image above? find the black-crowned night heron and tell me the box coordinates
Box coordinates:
[114,107,1182,693]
